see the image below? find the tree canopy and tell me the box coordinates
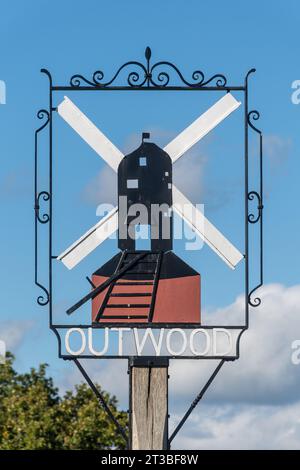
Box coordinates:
[0,353,128,450]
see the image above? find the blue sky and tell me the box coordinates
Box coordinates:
[1,0,300,449]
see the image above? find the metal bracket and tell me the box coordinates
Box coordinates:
[129,357,169,368]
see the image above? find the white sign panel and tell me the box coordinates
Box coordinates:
[59,327,243,359]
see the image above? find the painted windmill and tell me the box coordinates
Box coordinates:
[57,93,243,323]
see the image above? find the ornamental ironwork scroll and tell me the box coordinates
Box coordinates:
[69,47,227,89]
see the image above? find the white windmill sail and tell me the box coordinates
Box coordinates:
[57,206,118,269]
[172,185,243,269]
[58,96,123,171]
[164,93,241,163]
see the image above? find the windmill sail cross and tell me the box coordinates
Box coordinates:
[164,93,241,163]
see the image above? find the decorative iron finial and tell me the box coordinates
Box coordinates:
[145,47,152,62]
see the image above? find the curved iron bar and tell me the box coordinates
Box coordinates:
[150,61,226,88]
[70,61,148,88]
[236,327,248,360]
[36,191,50,224]
[248,287,262,308]
[245,68,256,84]
[36,109,50,132]
[69,47,228,89]
[36,283,50,307]
[248,190,262,224]
[247,108,263,308]
[34,109,50,306]
[248,109,261,133]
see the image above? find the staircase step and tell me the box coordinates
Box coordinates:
[105,303,151,308]
[99,315,148,320]
[123,260,156,265]
[110,293,152,297]
[124,252,159,261]
[124,271,155,275]
[115,281,154,286]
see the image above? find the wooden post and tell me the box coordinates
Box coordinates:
[129,358,169,450]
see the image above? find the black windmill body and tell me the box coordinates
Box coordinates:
[118,138,173,252]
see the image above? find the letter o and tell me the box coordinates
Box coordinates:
[65,328,86,355]
[166,329,187,356]
[190,329,210,356]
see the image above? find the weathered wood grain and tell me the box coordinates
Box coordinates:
[131,366,168,450]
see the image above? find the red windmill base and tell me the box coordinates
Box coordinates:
[91,251,200,324]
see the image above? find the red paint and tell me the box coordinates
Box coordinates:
[91,274,200,324]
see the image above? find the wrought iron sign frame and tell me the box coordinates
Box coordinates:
[34,47,263,449]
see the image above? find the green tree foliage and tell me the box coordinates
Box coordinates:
[0,353,128,450]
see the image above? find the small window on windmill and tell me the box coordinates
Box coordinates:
[127,179,139,189]
[165,171,169,176]
[139,157,147,166]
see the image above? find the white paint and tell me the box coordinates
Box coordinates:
[57,206,118,269]
[88,327,109,356]
[58,96,124,171]
[65,328,86,355]
[213,328,233,356]
[166,329,188,356]
[133,328,165,356]
[112,328,131,356]
[172,185,243,269]
[164,93,241,163]
[189,328,211,355]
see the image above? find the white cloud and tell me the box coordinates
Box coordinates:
[263,134,291,169]
[173,146,207,203]
[81,165,117,206]
[171,402,300,449]
[0,320,34,351]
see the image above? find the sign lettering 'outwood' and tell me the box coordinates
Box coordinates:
[62,327,242,358]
